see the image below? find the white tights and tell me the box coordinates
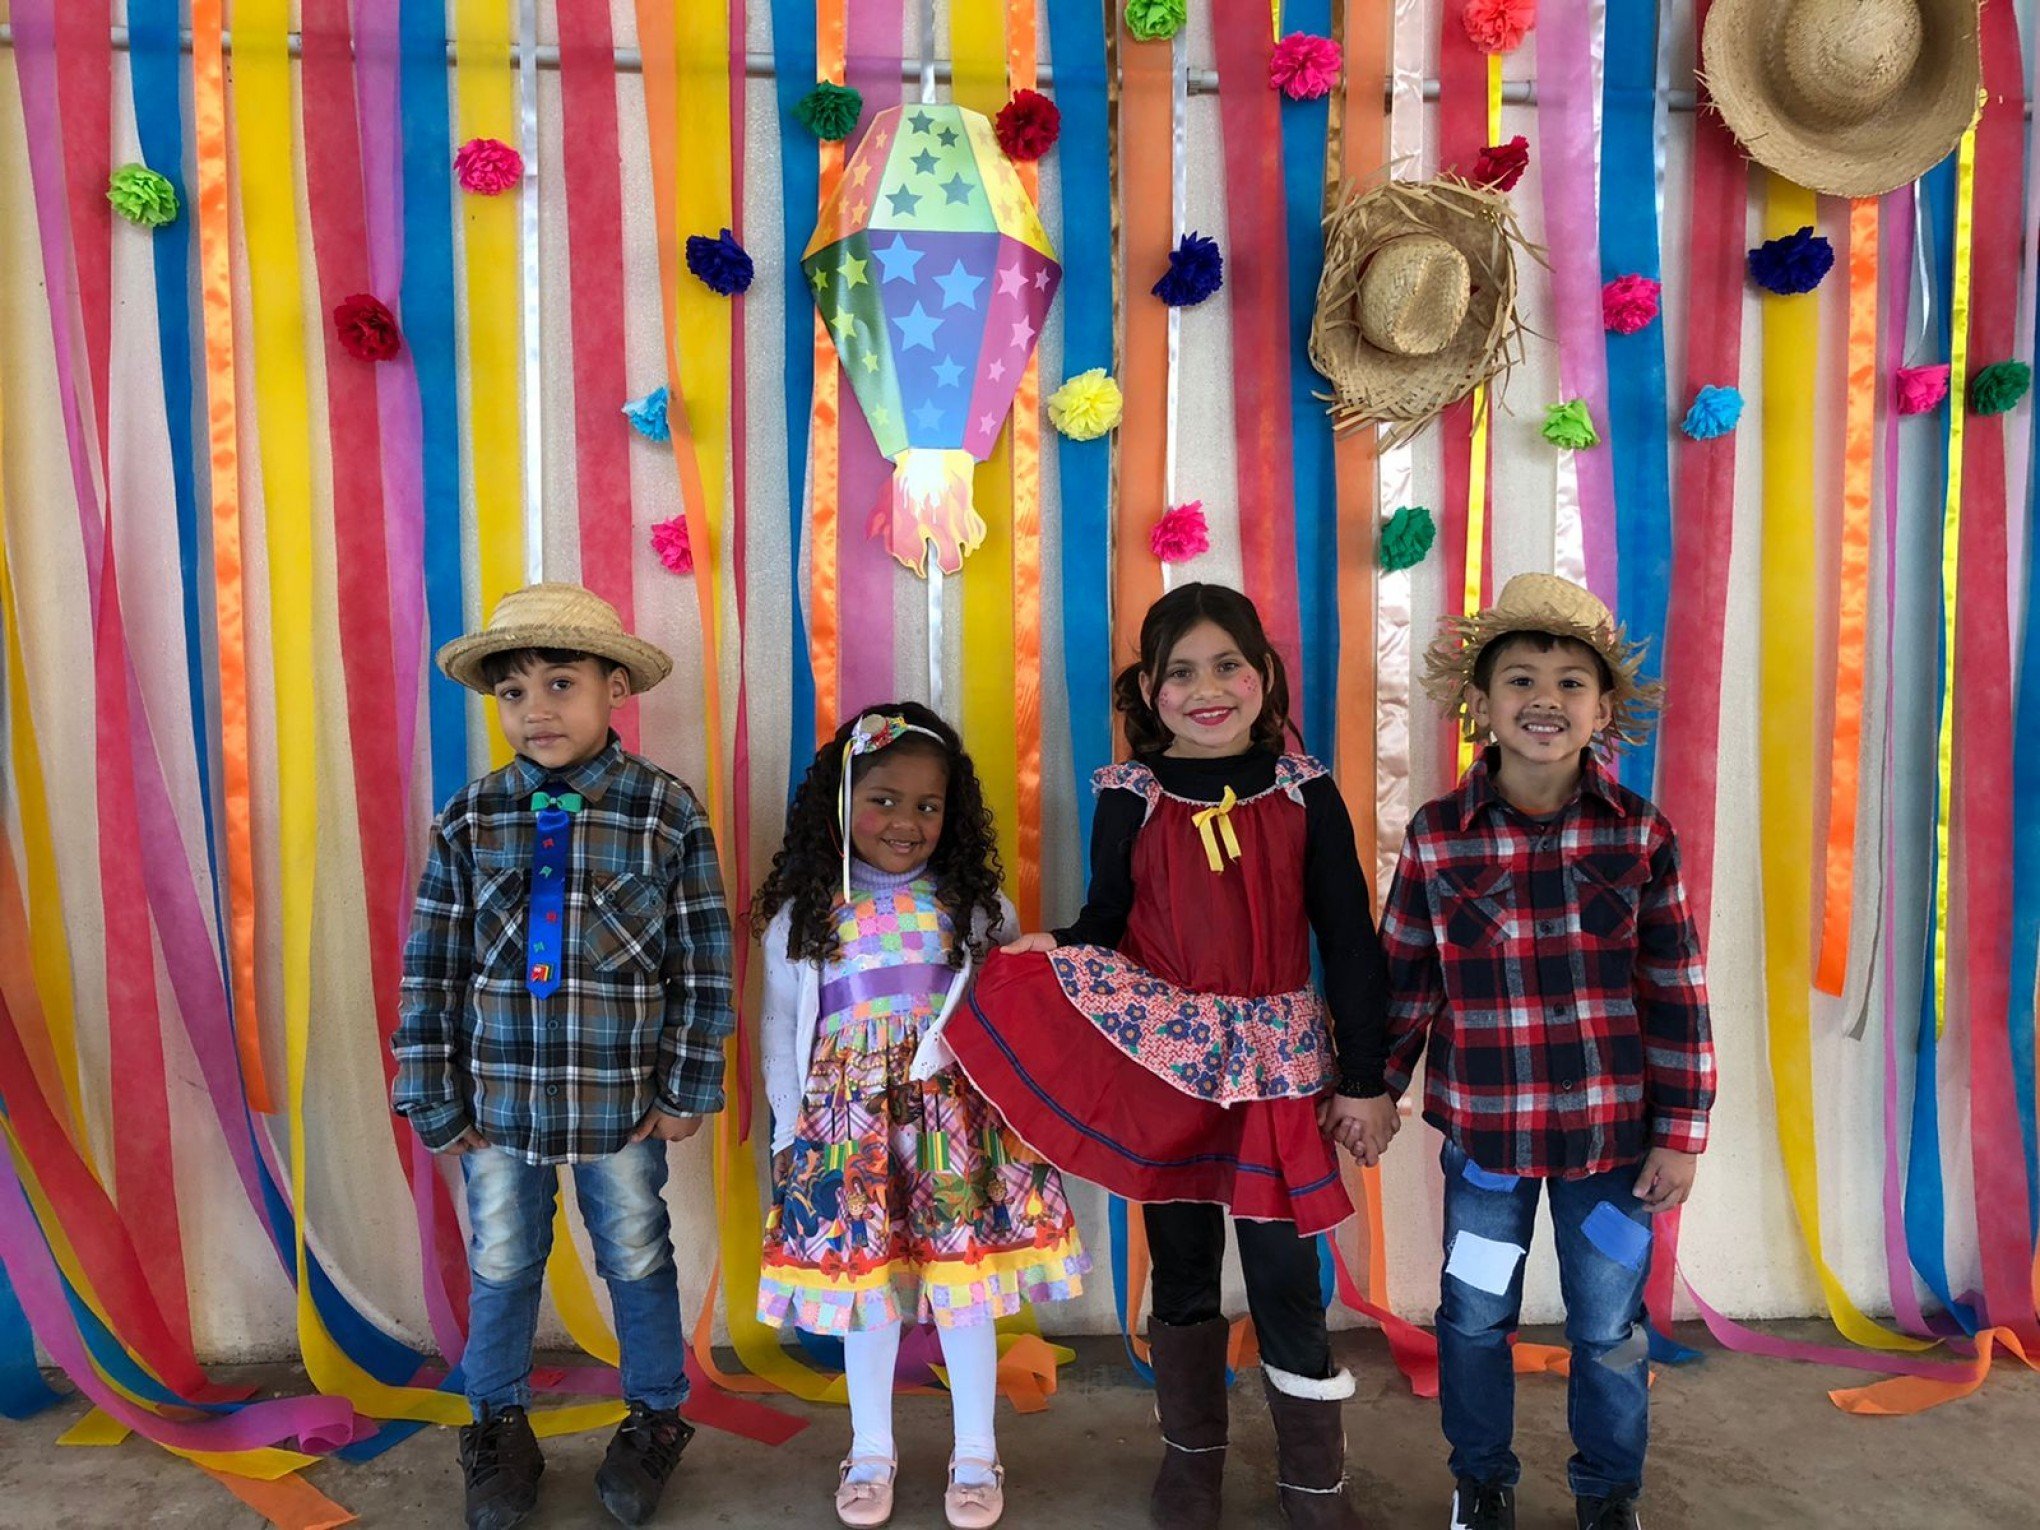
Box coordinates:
[842,1318,1000,1485]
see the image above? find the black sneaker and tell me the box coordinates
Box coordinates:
[1451,1478,1516,1530]
[1576,1494,1642,1530]
[595,1400,696,1525]
[458,1404,544,1530]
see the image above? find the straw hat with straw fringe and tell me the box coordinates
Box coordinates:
[1309,176,1534,448]
[436,583,673,695]
[1701,0,1981,200]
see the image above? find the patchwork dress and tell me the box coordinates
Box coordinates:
[757,867,1088,1334]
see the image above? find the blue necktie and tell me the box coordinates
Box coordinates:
[526,785,582,997]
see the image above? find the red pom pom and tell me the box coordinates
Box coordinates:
[651,515,694,574]
[1601,274,1662,335]
[1150,502,1210,564]
[1268,33,1341,101]
[1897,364,1951,416]
[995,89,1061,162]
[1463,0,1536,54]
[333,293,402,361]
[1471,136,1530,193]
[454,137,523,195]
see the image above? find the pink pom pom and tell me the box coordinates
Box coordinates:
[651,515,694,574]
[1463,0,1536,54]
[1897,364,1951,416]
[1150,502,1211,564]
[1601,274,1662,335]
[454,137,523,195]
[1268,33,1341,101]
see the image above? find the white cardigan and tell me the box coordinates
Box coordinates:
[759,893,1017,1153]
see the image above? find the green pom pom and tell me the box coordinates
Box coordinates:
[1541,399,1601,450]
[1379,505,1436,573]
[1125,0,1188,42]
[792,81,863,141]
[1970,360,2033,417]
[106,164,179,228]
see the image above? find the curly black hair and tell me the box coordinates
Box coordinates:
[1113,582,1303,756]
[751,701,1005,970]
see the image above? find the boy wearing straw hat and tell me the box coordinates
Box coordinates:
[394,583,733,1530]
[1376,575,1716,1530]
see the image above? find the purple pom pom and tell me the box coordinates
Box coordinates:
[1153,231,1224,307]
[685,227,754,296]
[1747,226,1834,296]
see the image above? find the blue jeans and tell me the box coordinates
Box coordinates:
[461,1140,688,1414]
[1435,1139,1652,1500]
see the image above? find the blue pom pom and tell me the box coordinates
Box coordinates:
[1153,231,1224,307]
[623,386,671,442]
[1680,385,1743,440]
[685,227,754,296]
[1747,226,1834,296]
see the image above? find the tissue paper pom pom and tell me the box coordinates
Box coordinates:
[1471,136,1530,192]
[1150,502,1210,563]
[1680,385,1744,440]
[792,81,863,140]
[1153,231,1224,307]
[1269,33,1341,100]
[1542,399,1600,449]
[1047,369,1124,440]
[1971,360,2032,416]
[1125,0,1187,41]
[996,89,1061,161]
[106,164,179,227]
[1748,226,1834,295]
[333,294,402,361]
[1602,274,1661,335]
[454,138,522,195]
[1379,505,1436,572]
[651,515,694,575]
[686,229,754,296]
[623,387,671,442]
[1896,364,1950,415]
[1463,0,1536,54]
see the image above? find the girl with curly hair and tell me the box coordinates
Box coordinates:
[754,703,1088,1529]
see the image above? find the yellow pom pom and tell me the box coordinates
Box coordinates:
[1047,368,1124,441]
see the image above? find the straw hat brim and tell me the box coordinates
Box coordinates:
[1701,0,1981,200]
[437,624,674,696]
[1422,604,1664,752]
[1309,177,1533,449]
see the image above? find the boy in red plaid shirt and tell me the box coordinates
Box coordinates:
[1376,574,1715,1530]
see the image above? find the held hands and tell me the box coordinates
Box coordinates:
[1632,1147,1698,1211]
[1000,931,1061,955]
[1319,1092,1400,1167]
[629,1107,706,1146]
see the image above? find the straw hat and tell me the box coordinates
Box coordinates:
[1702,0,1981,200]
[1423,573,1663,751]
[436,583,673,695]
[1309,177,1530,449]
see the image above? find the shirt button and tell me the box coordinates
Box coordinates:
[548,1020,560,1032]
[1538,921,1556,936]
[546,1084,560,1097]
[1559,1079,1577,1092]
[1551,1005,1568,1018]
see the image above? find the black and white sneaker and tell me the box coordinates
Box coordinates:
[1450,1478,1515,1530]
[459,1404,544,1530]
[1576,1494,1642,1530]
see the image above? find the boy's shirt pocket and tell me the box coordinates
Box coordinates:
[471,847,528,981]
[585,870,669,975]
[1568,850,1649,943]
[1439,862,1516,950]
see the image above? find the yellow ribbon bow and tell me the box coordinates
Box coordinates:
[1192,786,1243,873]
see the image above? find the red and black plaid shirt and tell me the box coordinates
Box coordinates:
[1380,749,1715,1178]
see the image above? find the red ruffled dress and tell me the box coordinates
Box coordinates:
[947,754,1363,1236]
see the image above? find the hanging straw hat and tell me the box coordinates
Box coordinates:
[1422,573,1664,751]
[1309,177,1531,449]
[436,582,674,695]
[1702,0,1981,199]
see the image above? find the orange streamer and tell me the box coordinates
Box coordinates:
[809,0,847,741]
[1831,1327,2040,1416]
[1008,0,1044,929]
[199,1466,356,1530]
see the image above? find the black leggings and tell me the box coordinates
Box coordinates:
[1143,1202,1334,1380]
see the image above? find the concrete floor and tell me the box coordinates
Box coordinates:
[3,1325,2036,1528]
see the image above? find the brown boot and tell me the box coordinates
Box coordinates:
[1262,1365,1364,1528]
[1146,1316,1230,1530]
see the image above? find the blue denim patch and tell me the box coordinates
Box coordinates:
[1581,1199,1652,1272]
[1460,1157,1521,1193]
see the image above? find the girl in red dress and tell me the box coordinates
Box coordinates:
[944,583,1398,1530]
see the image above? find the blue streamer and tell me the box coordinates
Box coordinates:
[0,1261,63,1418]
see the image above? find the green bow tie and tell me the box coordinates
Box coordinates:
[531,790,584,815]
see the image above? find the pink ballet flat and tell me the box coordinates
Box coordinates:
[944,1454,1005,1529]
[835,1456,896,1527]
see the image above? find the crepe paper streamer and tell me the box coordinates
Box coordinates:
[332,293,402,360]
[1970,360,2032,416]
[1898,364,1952,415]
[1542,399,1600,449]
[1680,386,1743,440]
[106,164,180,227]
[652,514,695,574]
[1602,275,1661,335]
[624,386,673,441]
[1269,33,1341,100]
[1463,0,1535,54]
[45,0,115,471]
[1152,230,1224,307]
[793,79,862,139]
[1471,135,1528,192]
[0,1239,62,1421]
[1046,368,1122,439]
[685,227,755,296]
[1379,506,1436,571]
[1124,0,1186,42]
[804,0,844,744]
[453,135,522,194]
[1748,225,1834,295]
[1150,501,1210,562]
[199,1466,357,1530]
[994,88,1060,160]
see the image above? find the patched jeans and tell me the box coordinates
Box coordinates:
[1435,1138,1652,1500]
[461,1139,687,1414]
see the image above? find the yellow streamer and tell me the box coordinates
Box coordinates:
[1458,56,1502,778]
[1192,786,1244,872]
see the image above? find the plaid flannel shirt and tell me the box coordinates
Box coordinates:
[393,736,734,1163]
[1380,749,1715,1177]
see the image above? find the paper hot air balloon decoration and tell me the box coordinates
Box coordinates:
[803,103,1062,575]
